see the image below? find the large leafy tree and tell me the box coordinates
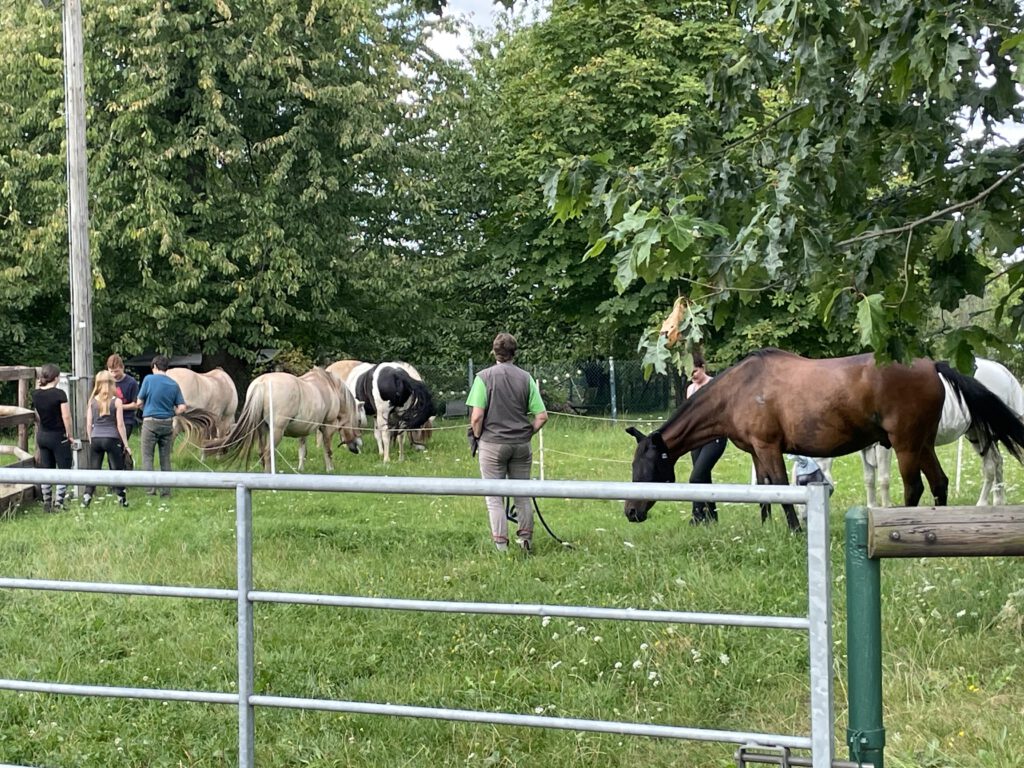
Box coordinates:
[548,0,1024,372]
[0,0,468,372]
[457,0,754,364]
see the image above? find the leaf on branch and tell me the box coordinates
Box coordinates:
[855,293,887,350]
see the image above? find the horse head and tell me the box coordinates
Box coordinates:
[325,370,364,453]
[624,426,675,523]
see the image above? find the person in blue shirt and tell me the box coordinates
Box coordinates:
[136,355,186,497]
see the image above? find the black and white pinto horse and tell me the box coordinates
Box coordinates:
[346,361,435,463]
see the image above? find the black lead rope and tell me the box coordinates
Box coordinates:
[505,497,574,549]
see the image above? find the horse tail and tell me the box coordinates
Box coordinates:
[178,407,220,445]
[936,361,1024,462]
[206,383,266,466]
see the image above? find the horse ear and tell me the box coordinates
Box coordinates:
[625,426,646,442]
[651,432,667,450]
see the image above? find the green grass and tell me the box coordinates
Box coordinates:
[1,414,1022,767]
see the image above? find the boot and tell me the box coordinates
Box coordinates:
[40,486,52,513]
[53,484,67,511]
[706,501,719,523]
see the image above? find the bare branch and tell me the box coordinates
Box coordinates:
[836,161,1024,249]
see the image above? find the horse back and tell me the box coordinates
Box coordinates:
[733,352,943,456]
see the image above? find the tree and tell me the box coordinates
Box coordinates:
[457,0,755,365]
[0,0,470,373]
[548,0,1024,373]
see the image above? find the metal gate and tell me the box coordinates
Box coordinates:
[0,467,836,767]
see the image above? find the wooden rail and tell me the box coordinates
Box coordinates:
[0,366,37,454]
[868,507,1024,558]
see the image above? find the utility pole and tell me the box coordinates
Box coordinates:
[62,0,94,447]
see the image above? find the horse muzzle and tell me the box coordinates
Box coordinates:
[624,501,650,523]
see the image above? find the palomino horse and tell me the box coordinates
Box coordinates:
[166,367,238,442]
[334,360,434,462]
[209,368,360,472]
[828,357,1024,507]
[625,349,1024,531]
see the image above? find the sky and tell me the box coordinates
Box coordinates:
[426,0,502,60]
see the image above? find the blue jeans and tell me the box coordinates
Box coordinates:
[141,418,174,496]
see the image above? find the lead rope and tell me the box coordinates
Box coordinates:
[505,497,574,549]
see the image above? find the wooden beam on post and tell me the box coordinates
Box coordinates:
[868,507,1024,559]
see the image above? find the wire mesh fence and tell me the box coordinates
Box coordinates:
[416,358,682,418]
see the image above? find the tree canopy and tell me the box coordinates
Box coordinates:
[548,0,1024,373]
[0,0,471,372]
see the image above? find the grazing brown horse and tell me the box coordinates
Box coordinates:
[625,349,1024,531]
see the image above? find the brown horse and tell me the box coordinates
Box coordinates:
[208,368,360,472]
[625,349,1024,531]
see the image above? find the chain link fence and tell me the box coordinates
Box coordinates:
[416,358,682,419]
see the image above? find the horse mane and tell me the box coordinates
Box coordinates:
[651,350,777,437]
[393,369,435,429]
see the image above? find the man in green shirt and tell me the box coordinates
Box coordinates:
[466,333,548,553]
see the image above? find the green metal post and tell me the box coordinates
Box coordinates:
[845,507,885,768]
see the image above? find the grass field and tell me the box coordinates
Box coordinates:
[1,412,1022,767]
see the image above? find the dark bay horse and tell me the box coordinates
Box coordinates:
[625,349,1024,531]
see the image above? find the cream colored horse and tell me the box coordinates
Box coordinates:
[209,368,360,472]
[166,367,238,442]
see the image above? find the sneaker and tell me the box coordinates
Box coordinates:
[81,494,92,508]
[117,496,129,508]
[494,542,509,552]
[41,500,52,513]
[517,538,532,555]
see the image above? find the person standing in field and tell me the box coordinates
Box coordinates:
[31,363,76,512]
[466,333,548,553]
[106,354,141,440]
[686,352,727,524]
[136,355,186,497]
[82,370,132,508]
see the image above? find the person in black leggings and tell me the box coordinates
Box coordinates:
[31,363,76,511]
[687,353,727,524]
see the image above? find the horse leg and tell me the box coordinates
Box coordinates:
[919,447,949,506]
[754,448,801,531]
[321,427,335,473]
[877,445,893,507]
[751,455,772,523]
[975,441,1004,506]
[258,428,269,472]
[861,447,877,507]
[298,436,307,472]
[895,445,947,506]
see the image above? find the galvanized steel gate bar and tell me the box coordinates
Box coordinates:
[0,468,834,767]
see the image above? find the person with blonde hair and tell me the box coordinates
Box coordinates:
[82,370,132,508]
[31,363,76,511]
